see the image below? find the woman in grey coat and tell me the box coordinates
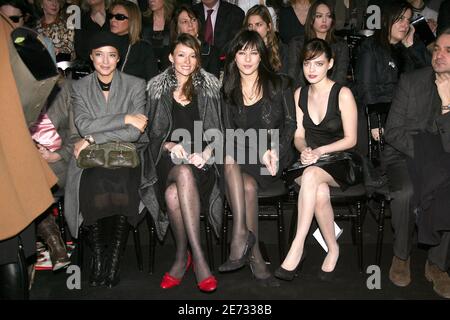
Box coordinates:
[64,31,148,288]
[145,34,223,293]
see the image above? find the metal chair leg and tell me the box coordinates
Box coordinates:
[132,227,143,272]
[146,213,156,274]
[288,205,298,247]
[221,202,229,264]
[204,219,215,271]
[356,201,364,273]
[277,198,285,264]
[375,198,386,266]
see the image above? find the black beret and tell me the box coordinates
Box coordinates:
[89,31,122,53]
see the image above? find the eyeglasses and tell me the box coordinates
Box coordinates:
[9,15,23,23]
[108,13,129,21]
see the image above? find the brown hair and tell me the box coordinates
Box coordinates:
[143,0,174,22]
[304,0,336,43]
[244,5,282,72]
[171,33,201,102]
[170,4,201,43]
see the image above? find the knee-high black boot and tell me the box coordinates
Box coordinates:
[104,215,129,288]
[87,221,106,287]
[0,243,29,300]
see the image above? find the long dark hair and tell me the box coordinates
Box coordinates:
[375,0,413,52]
[304,0,336,44]
[170,33,201,102]
[222,30,278,105]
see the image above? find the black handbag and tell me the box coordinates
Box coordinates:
[77,142,140,169]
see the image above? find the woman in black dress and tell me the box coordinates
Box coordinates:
[146,33,222,293]
[275,39,358,281]
[219,30,297,287]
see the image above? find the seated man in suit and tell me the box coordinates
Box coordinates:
[193,0,245,56]
[384,28,450,299]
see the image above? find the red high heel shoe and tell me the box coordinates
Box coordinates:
[160,252,192,289]
[197,275,217,293]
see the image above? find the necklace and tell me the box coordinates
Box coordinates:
[242,87,260,103]
[98,77,112,91]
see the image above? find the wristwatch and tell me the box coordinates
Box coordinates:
[84,135,95,145]
[442,104,450,111]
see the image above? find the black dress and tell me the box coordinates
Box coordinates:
[229,99,282,190]
[79,165,141,227]
[156,97,215,213]
[299,83,359,190]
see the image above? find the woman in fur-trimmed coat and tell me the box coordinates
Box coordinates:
[143,34,223,292]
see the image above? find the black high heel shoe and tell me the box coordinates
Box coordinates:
[219,231,256,272]
[318,257,339,282]
[249,259,280,288]
[274,251,307,281]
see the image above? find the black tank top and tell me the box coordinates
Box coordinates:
[299,83,344,149]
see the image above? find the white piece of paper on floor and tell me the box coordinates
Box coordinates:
[313,222,343,252]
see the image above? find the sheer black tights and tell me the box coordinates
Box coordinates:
[165,164,211,282]
[224,162,271,280]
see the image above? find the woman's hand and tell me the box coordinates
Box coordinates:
[169,143,189,161]
[74,138,90,159]
[402,25,415,48]
[125,114,148,133]
[262,149,279,176]
[188,153,207,169]
[300,147,319,165]
[37,145,62,163]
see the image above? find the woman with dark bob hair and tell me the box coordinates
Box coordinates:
[275,38,359,282]
[145,33,223,293]
[218,30,296,287]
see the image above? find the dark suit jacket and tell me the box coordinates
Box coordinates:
[384,67,450,162]
[437,0,450,35]
[193,1,245,55]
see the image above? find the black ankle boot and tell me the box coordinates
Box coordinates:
[104,215,129,288]
[87,222,106,287]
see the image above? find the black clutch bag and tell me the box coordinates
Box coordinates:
[286,151,363,187]
[77,142,140,169]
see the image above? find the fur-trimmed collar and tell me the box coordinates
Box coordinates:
[147,67,220,100]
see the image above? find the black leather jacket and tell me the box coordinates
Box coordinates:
[222,75,297,169]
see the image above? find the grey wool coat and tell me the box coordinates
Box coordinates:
[142,68,224,241]
[64,71,148,238]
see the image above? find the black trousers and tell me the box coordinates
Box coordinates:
[387,160,450,271]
